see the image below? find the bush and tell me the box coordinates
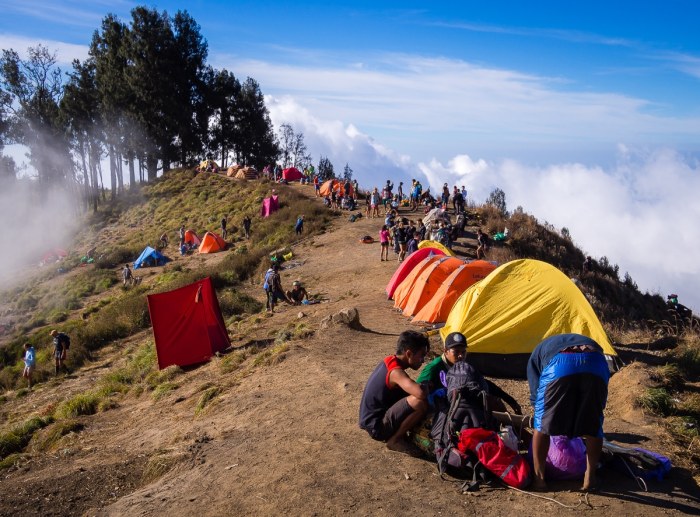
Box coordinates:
[637,387,675,417]
[55,392,102,419]
[0,416,54,459]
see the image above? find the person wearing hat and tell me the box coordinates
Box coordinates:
[50,329,70,375]
[286,280,308,305]
[417,332,521,415]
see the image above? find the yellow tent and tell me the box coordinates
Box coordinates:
[417,240,454,256]
[440,259,617,378]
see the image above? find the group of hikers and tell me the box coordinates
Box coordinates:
[20,329,70,388]
[262,262,312,313]
[359,330,609,492]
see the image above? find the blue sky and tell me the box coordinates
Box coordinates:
[2,1,700,312]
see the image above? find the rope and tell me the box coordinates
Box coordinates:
[505,485,588,509]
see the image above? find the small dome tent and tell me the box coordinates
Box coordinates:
[440,259,618,378]
[198,232,227,253]
[385,247,445,299]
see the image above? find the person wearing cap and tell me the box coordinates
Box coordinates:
[417,332,522,414]
[286,281,308,305]
[527,333,609,492]
[50,329,70,375]
[359,330,429,452]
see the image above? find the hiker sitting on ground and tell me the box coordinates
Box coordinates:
[159,232,169,249]
[417,332,521,417]
[527,333,609,492]
[286,281,309,305]
[359,330,429,452]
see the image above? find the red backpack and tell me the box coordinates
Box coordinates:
[457,428,531,489]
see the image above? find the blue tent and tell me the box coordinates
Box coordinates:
[134,246,168,269]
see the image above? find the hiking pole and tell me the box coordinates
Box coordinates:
[491,411,533,429]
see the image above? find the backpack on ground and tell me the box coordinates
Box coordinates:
[429,362,492,490]
[458,428,531,489]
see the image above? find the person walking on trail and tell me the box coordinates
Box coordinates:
[264,263,290,313]
[179,225,186,247]
[220,216,228,240]
[242,215,252,240]
[370,187,381,219]
[122,264,134,286]
[379,224,391,261]
[22,343,35,389]
[359,330,429,452]
[527,333,609,492]
[50,329,69,375]
[476,228,490,259]
[295,214,304,235]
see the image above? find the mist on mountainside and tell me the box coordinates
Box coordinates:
[0,179,77,289]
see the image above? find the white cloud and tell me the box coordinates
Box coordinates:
[0,33,89,64]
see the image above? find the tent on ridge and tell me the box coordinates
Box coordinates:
[226,165,241,177]
[319,179,346,197]
[417,240,454,257]
[235,166,258,180]
[282,167,303,181]
[198,232,226,253]
[395,256,465,317]
[412,260,497,323]
[198,159,220,172]
[385,247,445,299]
[440,259,619,378]
[147,277,230,369]
[134,246,168,269]
[393,255,449,311]
[184,230,201,247]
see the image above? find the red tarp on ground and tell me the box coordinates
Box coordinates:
[147,277,231,369]
[261,195,279,217]
[282,167,303,181]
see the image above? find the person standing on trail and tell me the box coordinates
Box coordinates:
[527,334,609,492]
[22,343,35,389]
[122,264,133,287]
[242,215,252,240]
[220,216,228,240]
[295,214,304,235]
[359,330,429,452]
[179,225,186,248]
[264,263,290,313]
[50,329,69,375]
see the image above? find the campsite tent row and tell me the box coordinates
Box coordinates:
[319,179,354,198]
[134,231,227,269]
[386,254,618,377]
[227,165,258,180]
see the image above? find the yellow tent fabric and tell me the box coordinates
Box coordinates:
[440,258,616,377]
[417,240,454,256]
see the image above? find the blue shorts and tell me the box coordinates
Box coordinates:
[533,352,609,438]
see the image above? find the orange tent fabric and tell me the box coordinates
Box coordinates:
[396,256,465,317]
[184,230,201,246]
[319,179,346,197]
[412,260,497,323]
[392,255,445,311]
[385,247,445,299]
[198,232,226,253]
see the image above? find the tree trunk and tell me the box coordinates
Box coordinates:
[128,154,136,188]
[117,151,124,194]
[147,153,158,181]
[109,145,117,201]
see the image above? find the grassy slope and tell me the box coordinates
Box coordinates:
[0,170,698,479]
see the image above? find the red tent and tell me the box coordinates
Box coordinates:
[147,277,231,369]
[282,167,303,181]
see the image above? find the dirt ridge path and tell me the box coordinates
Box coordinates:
[1,184,698,516]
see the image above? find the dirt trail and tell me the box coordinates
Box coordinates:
[1,184,699,517]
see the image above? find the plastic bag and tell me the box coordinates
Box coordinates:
[528,435,587,480]
[498,425,519,452]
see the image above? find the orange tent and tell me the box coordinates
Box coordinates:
[184,230,201,246]
[198,232,227,253]
[392,255,445,312]
[319,179,347,197]
[395,257,465,317]
[412,260,497,323]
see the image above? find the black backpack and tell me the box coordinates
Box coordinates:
[430,362,492,490]
[57,332,70,350]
